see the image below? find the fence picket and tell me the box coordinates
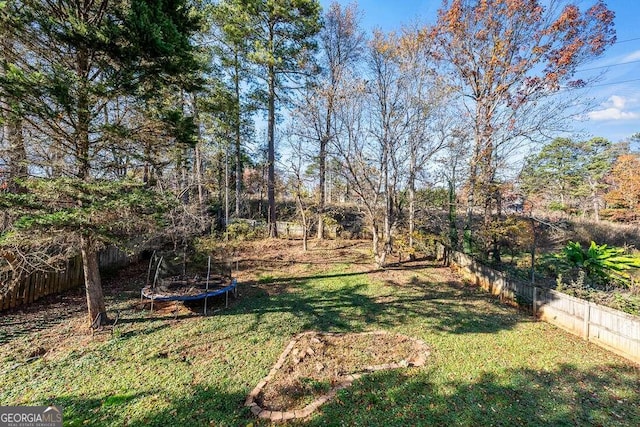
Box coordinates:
[0,246,136,312]
[439,244,640,364]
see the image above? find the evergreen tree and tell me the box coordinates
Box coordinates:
[241,0,322,237]
[209,0,257,218]
[520,138,583,214]
[520,137,617,219]
[0,0,204,325]
[0,0,28,190]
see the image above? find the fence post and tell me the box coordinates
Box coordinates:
[583,301,591,342]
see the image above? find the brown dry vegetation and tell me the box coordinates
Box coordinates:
[1,238,638,426]
[257,331,428,412]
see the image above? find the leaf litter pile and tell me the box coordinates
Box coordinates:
[255,331,429,412]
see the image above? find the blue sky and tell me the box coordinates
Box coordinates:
[318,0,640,143]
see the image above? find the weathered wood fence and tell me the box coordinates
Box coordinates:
[0,246,134,311]
[438,245,640,364]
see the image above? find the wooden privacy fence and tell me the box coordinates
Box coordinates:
[0,246,134,312]
[437,244,640,365]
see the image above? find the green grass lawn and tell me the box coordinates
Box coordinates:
[1,241,638,426]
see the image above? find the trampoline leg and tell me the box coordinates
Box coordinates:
[204,297,208,316]
[225,290,229,308]
[151,298,154,313]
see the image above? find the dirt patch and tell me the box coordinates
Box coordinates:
[246,331,429,421]
[232,240,372,276]
[1,239,431,374]
[0,263,150,363]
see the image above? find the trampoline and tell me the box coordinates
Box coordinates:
[141,254,238,315]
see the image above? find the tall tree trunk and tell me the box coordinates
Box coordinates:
[466,101,492,253]
[372,223,386,267]
[465,149,478,253]
[448,178,458,249]
[408,184,415,258]
[491,184,502,263]
[2,39,27,190]
[75,45,108,326]
[383,135,393,262]
[1,101,26,231]
[225,148,229,230]
[194,144,204,206]
[296,193,308,251]
[408,148,416,260]
[76,47,91,179]
[179,147,190,205]
[267,63,277,238]
[317,136,327,240]
[589,178,600,221]
[530,217,537,284]
[81,234,107,326]
[5,113,27,189]
[383,199,393,263]
[234,52,243,218]
[318,94,332,240]
[143,142,152,186]
[192,95,205,208]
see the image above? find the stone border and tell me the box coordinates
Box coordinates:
[244,330,430,422]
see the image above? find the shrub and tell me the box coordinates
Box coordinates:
[561,241,640,287]
[226,220,265,240]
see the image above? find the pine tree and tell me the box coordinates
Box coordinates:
[209,0,257,218]
[241,0,322,237]
[0,0,204,325]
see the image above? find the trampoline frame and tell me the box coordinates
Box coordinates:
[141,252,238,315]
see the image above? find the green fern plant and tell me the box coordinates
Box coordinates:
[563,241,640,287]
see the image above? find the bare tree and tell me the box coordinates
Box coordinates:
[332,77,384,262]
[283,133,315,251]
[331,32,412,266]
[432,107,472,249]
[395,28,450,256]
[431,0,616,256]
[365,31,413,265]
[314,2,365,239]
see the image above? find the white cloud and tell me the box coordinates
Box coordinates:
[609,95,627,109]
[586,95,640,121]
[587,108,640,121]
[622,50,640,62]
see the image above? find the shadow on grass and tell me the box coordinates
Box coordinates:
[53,362,639,426]
[0,261,149,345]
[234,261,528,336]
[0,288,87,344]
[56,386,251,427]
[304,363,640,427]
